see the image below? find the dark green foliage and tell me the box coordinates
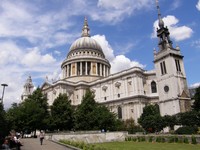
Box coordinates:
[168,136,175,143]
[175,126,198,135]
[74,89,118,131]
[138,104,165,133]
[137,136,145,142]
[176,111,199,126]
[51,93,74,131]
[183,136,189,144]
[156,136,165,143]
[162,115,177,130]
[6,88,50,135]
[148,136,153,142]
[22,88,49,131]
[192,86,200,111]
[156,136,161,143]
[6,103,24,132]
[59,140,108,150]
[0,103,9,144]
[123,118,144,134]
[191,135,197,144]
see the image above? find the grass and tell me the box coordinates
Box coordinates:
[95,141,200,150]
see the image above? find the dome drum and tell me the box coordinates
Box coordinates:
[61,18,110,82]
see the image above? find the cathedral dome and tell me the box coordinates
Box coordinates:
[67,17,105,58]
[69,36,103,52]
[61,17,110,82]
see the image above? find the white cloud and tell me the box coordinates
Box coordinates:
[110,55,145,73]
[90,0,153,23]
[92,35,115,60]
[196,0,200,11]
[0,41,60,109]
[170,0,181,10]
[92,34,145,74]
[21,48,56,67]
[192,39,200,48]
[190,82,200,88]
[152,15,193,41]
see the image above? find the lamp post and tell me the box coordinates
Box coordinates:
[1,83,8,104]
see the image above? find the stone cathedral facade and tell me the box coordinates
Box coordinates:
[22,4,191,124]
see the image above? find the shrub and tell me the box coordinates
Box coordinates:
[156,136,161,143]
[175,126,198,135]
[168,136,175,143]
[161,137,165,143]
[191,135,197,144]
[178,137,183,143]
[183,136,189,144]
[174,136,178,143]
[148,136,153,142]
[128,126,145,134]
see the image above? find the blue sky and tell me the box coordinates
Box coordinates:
[0,0,200,108]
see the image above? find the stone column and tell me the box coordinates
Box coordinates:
[107,66,109,76]
[67,65,70,77]
[64,66,67,78]
[75,62,77,76]
[96,63,98,75]
[71,64,73,76]
[80,62,82,75]
[86,61,88,75]
[103,65,105,77]
[100,63,102,76]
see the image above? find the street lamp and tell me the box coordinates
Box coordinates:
[1,83,8,104]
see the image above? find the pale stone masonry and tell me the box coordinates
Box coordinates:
[34,3,191,124]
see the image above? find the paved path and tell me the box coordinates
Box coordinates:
[20,138,73,150]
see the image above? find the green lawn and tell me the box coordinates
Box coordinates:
[95,141,200,150]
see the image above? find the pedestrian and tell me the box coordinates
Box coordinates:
[1,139,10,150]
[39,131,45,145]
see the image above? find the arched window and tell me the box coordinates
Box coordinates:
[151,81,157,93]
[118,106,122,119]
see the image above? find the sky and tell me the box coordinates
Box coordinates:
[0,0,200,109]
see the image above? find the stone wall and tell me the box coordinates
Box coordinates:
[45,131,128,144]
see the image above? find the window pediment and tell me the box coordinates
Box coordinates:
[115,81,121,87]
[102,85,108,91]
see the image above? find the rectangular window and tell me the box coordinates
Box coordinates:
[175,59,181,72]
[160,62,164,75]
[160,61,167,75]
[163,61,167,74]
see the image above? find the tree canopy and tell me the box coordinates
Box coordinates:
[51,93,74,131]
[192,86,200,111]
[138,104,164,133]
[74,89,118,131]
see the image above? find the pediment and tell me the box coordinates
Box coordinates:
[41,82,52,89]
[180,90,190,98]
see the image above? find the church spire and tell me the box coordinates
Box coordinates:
[155,0,173,51]
[156,0,164,28]
[81,17,90,37]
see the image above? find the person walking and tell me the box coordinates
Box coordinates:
[39,131,45,145]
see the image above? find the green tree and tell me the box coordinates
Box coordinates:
[138,104,164,133]
[51,93,74,131]
[163,115,177,130]
[74,89,118,131]
[93,105,117,131]
[0,102,9,144]
[192,86,200,111]
[6,103,24,132]
[176,111,199,127]
[74,89,98,130]
[20,88,49,134]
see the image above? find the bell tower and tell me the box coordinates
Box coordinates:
[154,0,191,116]
[21,76,34,101]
